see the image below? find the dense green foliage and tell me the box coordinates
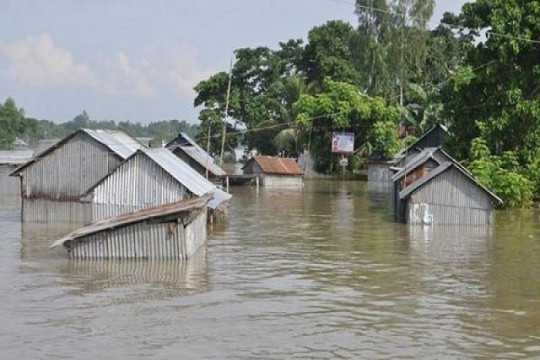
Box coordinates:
[0,99,198,149]
[191,0,539,207]
[468,138,534,207]
[440,0,540,207]
[294,79,400,172]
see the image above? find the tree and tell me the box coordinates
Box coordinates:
[354,0,435,102]
[441,0,540,163]
[301,20,361,87]
[439,0,540,207]
[0,98,25,149]
[294,78,399,173]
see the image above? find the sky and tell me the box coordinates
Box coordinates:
[1,0,467,124]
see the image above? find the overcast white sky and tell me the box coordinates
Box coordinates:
[1,0,467,124]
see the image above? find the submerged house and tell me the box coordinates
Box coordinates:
[367,125,449,184]
[393,148,502,225]
[52,195,211,260]
[366,152,392,183]
[392,124,450,169]
[10,129,143,224]
[166,132,227,181]
[0,150,34,197]
[243,155,304,187]
[81,147,231,223]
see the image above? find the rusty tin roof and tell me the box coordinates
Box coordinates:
[249,156,303,175]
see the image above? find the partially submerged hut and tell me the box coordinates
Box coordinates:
[52,195,210,260]
[10,129,143,224]
[392,124,450,169]
[0,150,33,197]
[243,155,303,188]
[81,147,231,223]
[393,152,502,225]
[367,152,392,183]
[12,138,30,150]
[166,132,227,181]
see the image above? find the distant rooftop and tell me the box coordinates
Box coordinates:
[248,156,304,176]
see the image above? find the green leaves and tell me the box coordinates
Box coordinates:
[468,138,534,208]
[0,98,29,149]
[294,78,399,171]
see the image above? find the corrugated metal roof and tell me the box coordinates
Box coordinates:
[166,132,227,177]
[208,188,232,210]
[11,129,143,176]
[249,156,304,175]
[392,147,473,182]
[175,146,227,176]
[171,132,212,156]
[391,147,440,181]
[0,150,34,165]
[52,195,211,248]
[399,162,503,205]
[391,124,450,164]
[84,129,143,159]
[142,148,215,197]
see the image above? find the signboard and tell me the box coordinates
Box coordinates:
[331,132,354,153]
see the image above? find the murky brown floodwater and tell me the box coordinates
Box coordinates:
[1,180,540,359]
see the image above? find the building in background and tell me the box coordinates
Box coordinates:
[369,124,450,184]
[0,150,34,197]
[167,132,227,182]
[243,155,303,188]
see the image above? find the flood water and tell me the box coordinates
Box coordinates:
[1,180,540,359]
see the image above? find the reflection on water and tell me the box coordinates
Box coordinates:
[1,180,540,359]
[55,248,209,302]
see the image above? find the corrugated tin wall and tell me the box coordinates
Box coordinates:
[368,164,391,183]
[91,153,188,221]
[263,175,303,188]
[69,208,207,260]
[22,133,121,199]
[406,167,495,225]
[22,198,90,226]
[183,207,208,257]
[0,165,21,197]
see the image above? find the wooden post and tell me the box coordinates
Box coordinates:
[226,176,229,193]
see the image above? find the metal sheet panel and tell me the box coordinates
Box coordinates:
[368,163,391,183]
[84,129,143,159]
[167,132,215,163]
[248,156,304,175]
[263,175,303,188]
[176,146,227,176]
[0,150,33,165]
[142,148,215,196]
[21,132,122,199]
[91,151,188,221]
[406,167,496,225]
[0,165,21,196]
[22,198,90,226]
[68,207,207,260]
[207,188,232,210]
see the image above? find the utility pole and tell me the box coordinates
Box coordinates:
[219,55,234,167]
[400,8,405,109]
[205,121,211,179]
